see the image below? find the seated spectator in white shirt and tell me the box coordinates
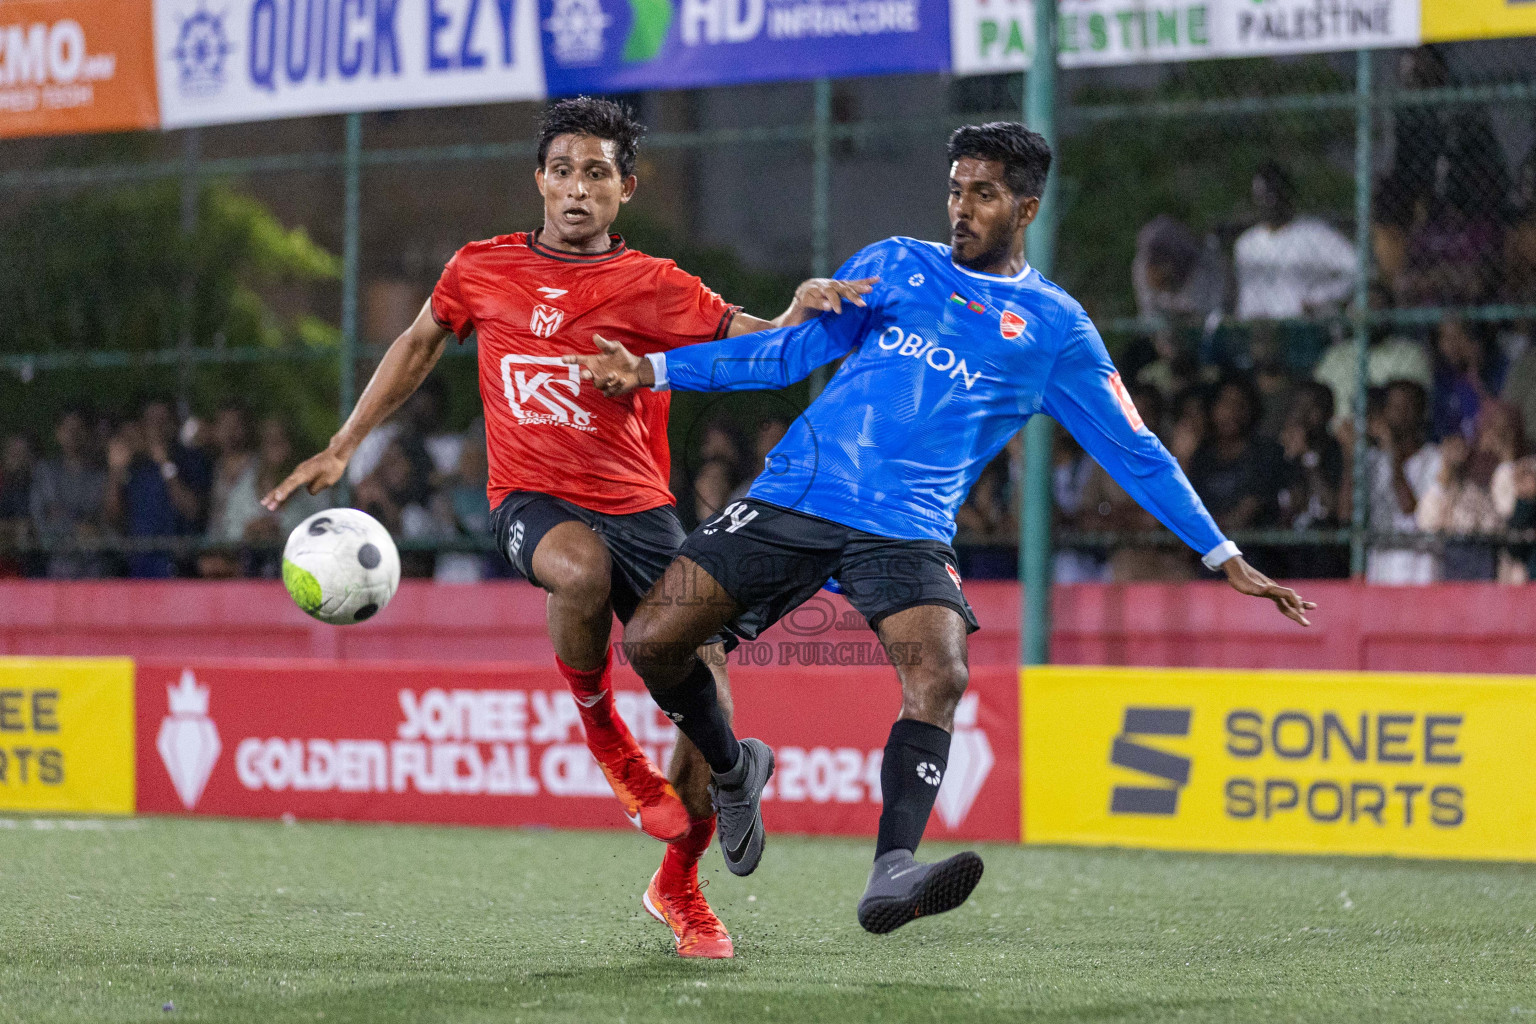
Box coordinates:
[1341,380,1441,583]
[1314,289,1433,430]
[1234,162,1358,321]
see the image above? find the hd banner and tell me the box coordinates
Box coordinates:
[152,0,546,129]
[0,0,161,139]
[134,658,1019,842]
[1022,666,1536,862]
[0,658,135,814]
[952,0,1422,76]
[538,0,951,95]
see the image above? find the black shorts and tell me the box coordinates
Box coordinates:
[493,492,730,642]
[678,498,980,640]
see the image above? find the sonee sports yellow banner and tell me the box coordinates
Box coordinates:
[0,658,134,814]
[1022,666,1536,862]
[1423,0,1536,42]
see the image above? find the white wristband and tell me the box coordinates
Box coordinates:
[644,351,670,391]
[1201,540,1241,571]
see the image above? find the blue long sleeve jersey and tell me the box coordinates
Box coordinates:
[648,237,1238,569]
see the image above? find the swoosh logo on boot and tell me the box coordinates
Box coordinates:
[725,820,756,863]
[575,690,608,708]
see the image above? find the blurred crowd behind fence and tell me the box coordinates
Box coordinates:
[3,38,1536,589]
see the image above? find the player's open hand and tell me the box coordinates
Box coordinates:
[794,277,878,315]
[262,448,348,511]
[564,334,647,397]
[1222,555,1315,627]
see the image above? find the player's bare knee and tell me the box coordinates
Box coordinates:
[539,545,611,611]
[901,660,968,728]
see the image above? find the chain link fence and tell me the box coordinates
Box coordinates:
[2,38,1535,584]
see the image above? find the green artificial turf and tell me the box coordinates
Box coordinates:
[2,816,1533,1023]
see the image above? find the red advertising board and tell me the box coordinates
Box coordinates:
[135,657,1019,843]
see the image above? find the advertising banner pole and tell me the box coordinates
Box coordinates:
[1021,0,1058,666]
[1349,51,1374,577]
[337,112,362,505]
[810,78,833,399]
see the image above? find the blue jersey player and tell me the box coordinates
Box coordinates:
[568,123,1315,936]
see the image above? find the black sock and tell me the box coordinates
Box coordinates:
[875,718,951,859]
[650,659,741,775]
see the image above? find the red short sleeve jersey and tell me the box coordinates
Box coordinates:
[431,231,740,514]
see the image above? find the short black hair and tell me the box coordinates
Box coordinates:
[947,122,1052,198]
[537,96,645,178]
[1255,161,1296,205]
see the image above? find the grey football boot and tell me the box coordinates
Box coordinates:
[709,737,775,876]
[856,849,985,934]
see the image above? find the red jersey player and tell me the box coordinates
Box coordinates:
[263,97,873,959]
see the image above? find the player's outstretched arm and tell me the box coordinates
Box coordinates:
[1222,555,1315,627]
[1041,314,1315,626]
[262,301,450,510]
[568,298,866,396]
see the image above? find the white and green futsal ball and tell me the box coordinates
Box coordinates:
[281,508,401,625]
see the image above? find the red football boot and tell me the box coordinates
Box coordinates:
[557,654,689,843]
[644,869,734,959]
[589,729,690,842]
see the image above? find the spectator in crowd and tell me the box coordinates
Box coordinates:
[1415,429,1504,582]
[1341,380,1441,584]
[1075,384,1196,582]
[1249,325,1299,439]
[203,407,256,543]
[1398,174,1504,308]
[104,400,211,578]
[1312,285,1433,430]
[1233,162,1357,322]
[347,384,450,488]
[1165,385,1209,469]
[1501,318,1536,445]
[1382,47,1508,307]
[955,447,1021,581]
[199,417,330,578]
[426,421,492,583]
[356,438,434,575]
[1050,433,1106,583]
[1132,215,1226,323]
[29,409,107,579]
[1505,152,1536,304]
[0,435,36,576]
[728,416,790,504]
[1277,381,1348,578]
[1188,375,1286,535]
[1507,459,1536,583]
[1431,318,1505,442]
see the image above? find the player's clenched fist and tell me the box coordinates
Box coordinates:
[262,448,348,511]
[564,335,650,398]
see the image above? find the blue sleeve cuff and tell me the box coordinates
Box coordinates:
[645,351,670,392]
[1201,540,1241,571]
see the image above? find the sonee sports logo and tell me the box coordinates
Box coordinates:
[1109,706,1191,815]
[916,761,942,786]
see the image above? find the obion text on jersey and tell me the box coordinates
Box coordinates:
[875,325,984,390]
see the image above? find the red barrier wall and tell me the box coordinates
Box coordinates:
[3,580,1535,672]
